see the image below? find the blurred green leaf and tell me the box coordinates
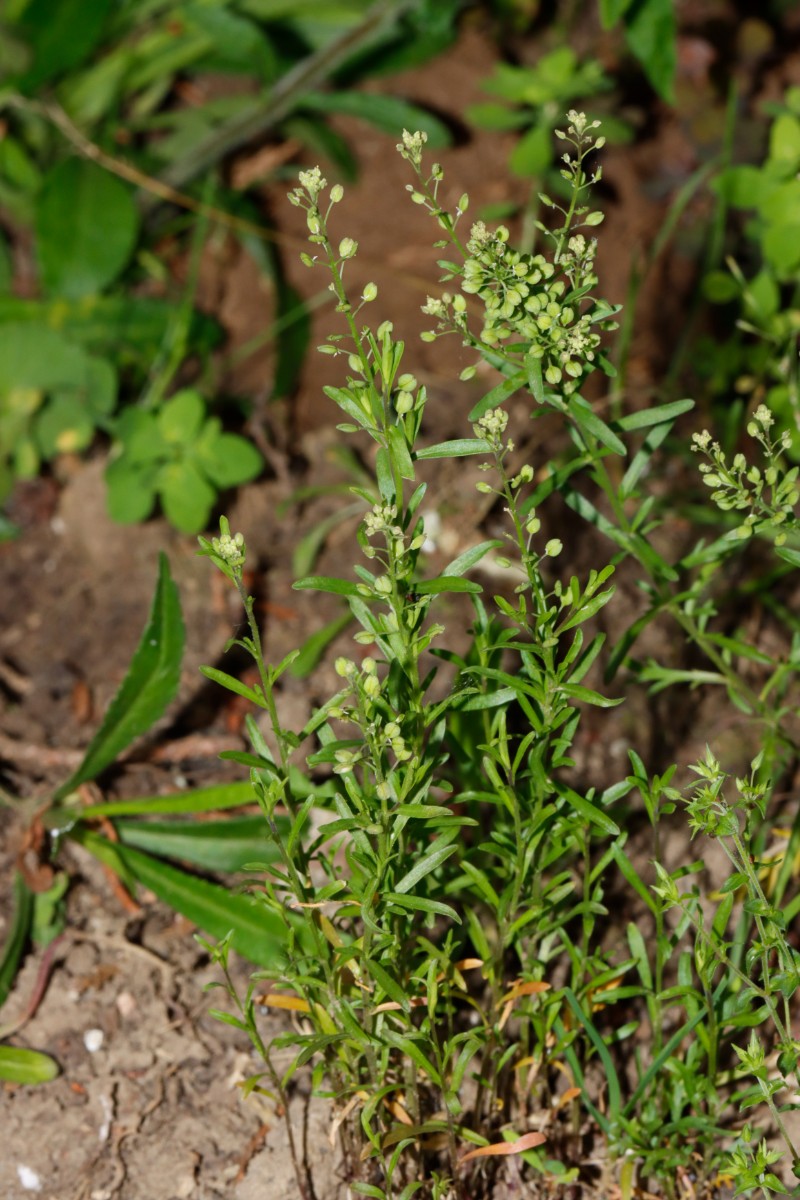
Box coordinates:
[621,0,677,102]
[36,160,139,298]
[17,0,114,90]
[302,90,451,146]
[0,1045,59,1085]
[158,460,216,533]
[0,872,34,1011]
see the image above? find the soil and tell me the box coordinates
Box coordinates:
[3,8,800,1200]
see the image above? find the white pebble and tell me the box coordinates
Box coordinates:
[17,1165,43,1191]
[84,1028,104,1053]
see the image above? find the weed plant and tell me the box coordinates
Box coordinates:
[201,114,800,1199]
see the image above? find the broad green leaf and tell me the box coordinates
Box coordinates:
[0,323,95,394]
[82,834,289,966]
[622,0,677,103]
[0,1045,59,1085]
[18,0,114,90]
[198,431,263,489]
[105,458,158,525]
[36,160,139,298]
[115,816,284,873]
[158,459,216,533]
[56,554,184,799]
[158,389,205,442]
[0,296,220,361]
[599,0,636,27]
[770,112,800,171]
[509,123,553,178]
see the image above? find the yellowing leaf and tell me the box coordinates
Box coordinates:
[255,992,310,1012]
[459,1130,546,1164]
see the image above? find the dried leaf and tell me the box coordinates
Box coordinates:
[459,1130,547,1164]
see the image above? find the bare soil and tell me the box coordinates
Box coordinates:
[3,9,800,1199]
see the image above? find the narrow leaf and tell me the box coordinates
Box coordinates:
[78,832,289,966]
[459,1131,546,1164]
[415,438,490,460]
[198,666,265,706]
[293,575,360,596]
[57,553,184,798]
[393,844,457,894]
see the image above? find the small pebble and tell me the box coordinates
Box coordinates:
[17,1165,43,1191]
[84,1028,104,1053]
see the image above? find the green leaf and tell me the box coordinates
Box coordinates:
[36,160,139,298]
[17,0,115,90]
[412,576,482,596]
[293,575,360,596]
[79,833,288,966]
[69,780,257,820]
[302,91,451,147]
[158,460,216,533]
[383,893,460,923]
[198,666,265,706]
[441,539,503,576]
[467,371,526,422]
[365,958,408,1010]
[198,431,263,489]
[558,785,620,836]
[0,1045,59,1085]
[562,988,622,1118]
[615,398,694,431]
[415,438,490,460]
[0,872,34,1010]
[509,123,553,178]
[56,554,184,799]
[115,816,284,873]
[105,458,158,525]
[568,395,626,455]
[290,610,353,678]
[393,843,457,894]
[158,389,205,442]
[622,0,677,103]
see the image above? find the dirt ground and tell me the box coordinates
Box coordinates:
[3,8,800,1199]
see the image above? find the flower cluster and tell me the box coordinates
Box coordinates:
[212,528,246,569]
[459,221,607,392]
[691,404,799,542]
[396,128,428,169]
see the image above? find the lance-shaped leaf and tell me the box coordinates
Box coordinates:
[57,554,184,799]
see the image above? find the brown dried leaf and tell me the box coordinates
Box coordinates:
[459,1130,547,1164]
